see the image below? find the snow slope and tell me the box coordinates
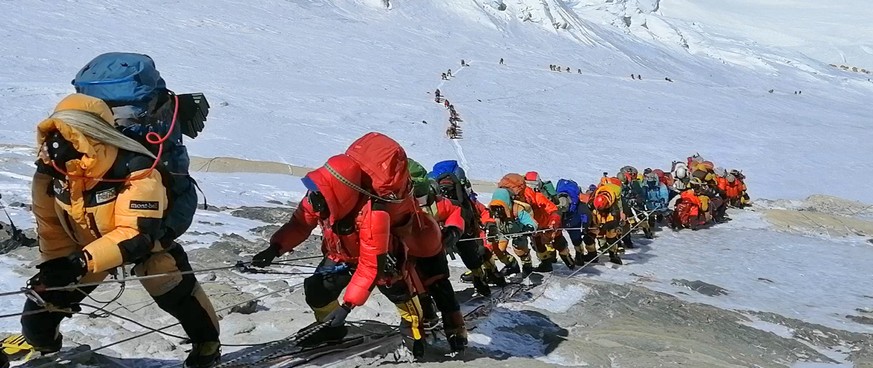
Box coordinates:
[1,0,873,366]
[1,0,872,202]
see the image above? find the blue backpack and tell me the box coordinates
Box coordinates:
[72,53,201,240]
[430,160,468,186]
[72,53,166,108]
[429,160,481,236]
[555,179,581,213]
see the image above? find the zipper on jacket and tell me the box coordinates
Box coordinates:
[62,213,79,244]
[87,212,103,239]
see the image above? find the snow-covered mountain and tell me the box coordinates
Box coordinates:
[1,1,872,367]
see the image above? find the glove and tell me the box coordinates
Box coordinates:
[442,227,461,250]
[252,244,280,267]
[36,251,88,288]
[485,223,499,239]
[324,302,352,327]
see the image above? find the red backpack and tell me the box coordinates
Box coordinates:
[345,132,411,201]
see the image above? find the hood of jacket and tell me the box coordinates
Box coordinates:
[304,154,365,223]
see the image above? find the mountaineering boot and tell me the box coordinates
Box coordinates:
[623,237,635,249]
[521,263,533,278]
[581,252,599,265]
[459,270,474,283]
[499,261,520,277]
[447,333,468,353]
[559,253,576,269]
[608,252,623,265]
[484,268,507,287]
[472,275,491,297]
[32,333,63,355]
[412,339,426,359]
[443,311,468,353]
[643,227,654,239]
[184,341,221,368]
[0,351,9,368]
[574,252,585,266]
[296,323,349,347]
[533,260,553,273]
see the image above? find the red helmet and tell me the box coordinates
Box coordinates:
[593,193,612,211]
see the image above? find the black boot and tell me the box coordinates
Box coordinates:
[184,341,221,368]
[559,253,576,269]
[472,275,491,297]
[499,262,520,277]
[533,260,553,273]
[447,333,467,353]
[0,352,9,368]
[521,263,533,278]
[459,271,474,283]
[608,252,623,265]
[412,339,426,359]
[296,323,349,347]
[581,252,599,265]
[623,237,635,249]
[574,252,585,266]
[643,227,654,239]
[485,268,507,287]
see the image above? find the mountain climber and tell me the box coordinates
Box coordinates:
[499,58,504,65]
[447,69,453,78]
[719,170,749,208]
[668,178,707,230]
[24,94,220,367]
[618,166,653,243]
[671,161,690,196]
[695,177,728,223]
[643,172,671,226]
[253,154,435,357]
[407,159,469,352]
[555,179,592,267]
[499,173,561,273]
[441,73,447,80]
[586,182,624,265]
[487,188,537,277]
[429,161,505,294]
[461,59,466,66]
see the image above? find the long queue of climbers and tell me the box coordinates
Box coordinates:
[0,52,750,368]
